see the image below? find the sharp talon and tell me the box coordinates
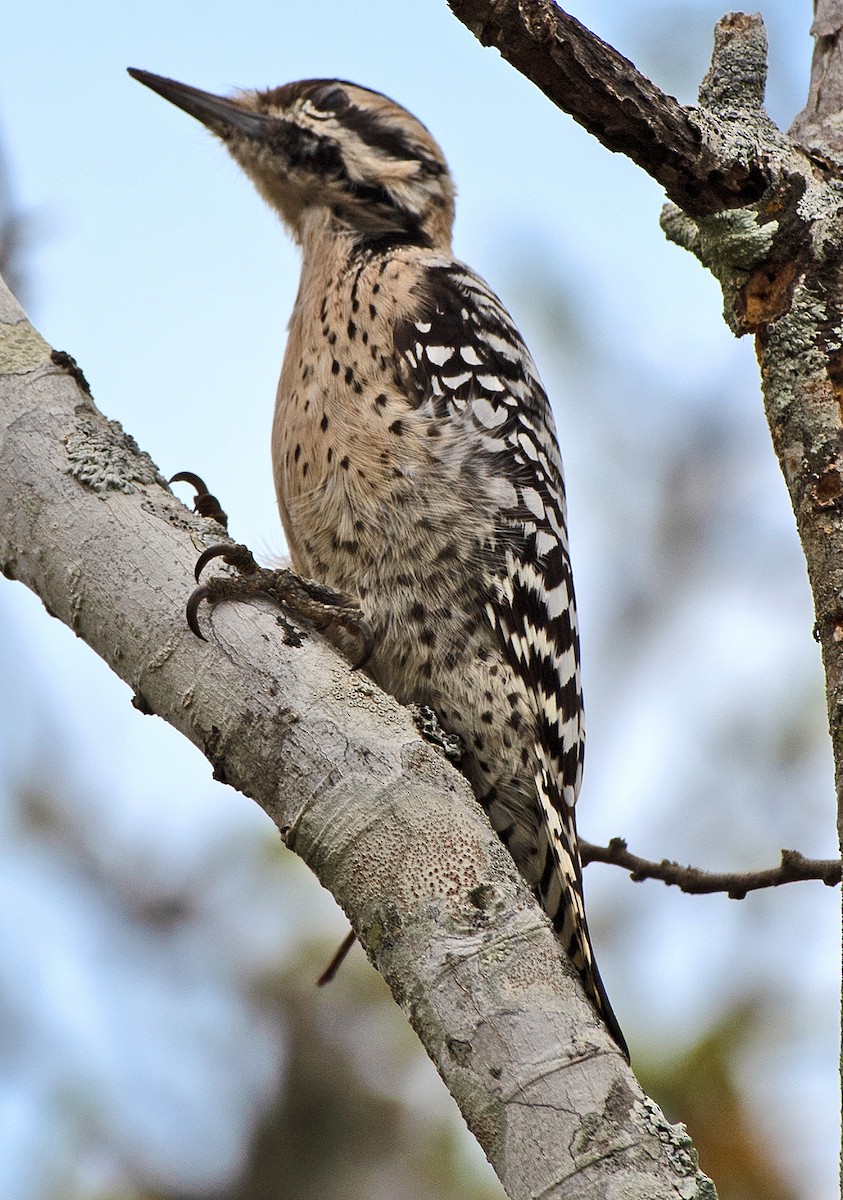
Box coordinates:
[186,585,211,639]
[193,542,257,583]
[185,550,373,667]
[170,470,210,493]
[194,543,233,583]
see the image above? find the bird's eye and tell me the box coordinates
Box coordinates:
[310,85,350,115]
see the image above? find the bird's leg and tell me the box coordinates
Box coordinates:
[187,543,374,669]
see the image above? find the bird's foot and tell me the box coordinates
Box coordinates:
[171,471,229,529]
[187,542,374,669]
[411,705,464,763]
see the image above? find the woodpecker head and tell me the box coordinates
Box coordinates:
[129,69,455,251]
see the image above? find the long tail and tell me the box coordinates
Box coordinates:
[535,761,629,1060]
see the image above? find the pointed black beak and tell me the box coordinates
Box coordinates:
[128,68,268,139]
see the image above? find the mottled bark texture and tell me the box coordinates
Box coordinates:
[790,0,843,155]
[0,278,714,1198]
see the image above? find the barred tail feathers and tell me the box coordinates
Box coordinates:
[535,754,629,1060]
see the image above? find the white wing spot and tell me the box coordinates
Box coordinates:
[521,486,545,519]
[518,431,539,461]
[477,374,506,392]
[535,530,556,557]
[426,345,452,366]
[442,371,472,389]
[545,582,569,620]
[473,397,508,429]
[485,331,520,359]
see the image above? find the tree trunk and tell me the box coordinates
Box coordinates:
[0,276,715,1197]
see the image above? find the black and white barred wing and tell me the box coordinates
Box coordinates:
[392,260,629,1055]
[395,260,585,808]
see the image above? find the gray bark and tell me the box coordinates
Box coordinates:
[790,0,843,154]
[0,279,714,1198]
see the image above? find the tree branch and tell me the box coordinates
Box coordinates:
[446,0,770,215]
[0,277,715,1199]
[581,839,842,898]
[789,0,843,156]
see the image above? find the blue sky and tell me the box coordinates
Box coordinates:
[0,3,837,1197]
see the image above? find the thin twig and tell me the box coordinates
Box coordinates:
[317,929,357,986]
[580,839,842,898]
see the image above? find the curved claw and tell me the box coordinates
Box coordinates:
[192,542,258,583]
[186,585,211,639]
[170,470,210,494]
[194,543,235,583]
